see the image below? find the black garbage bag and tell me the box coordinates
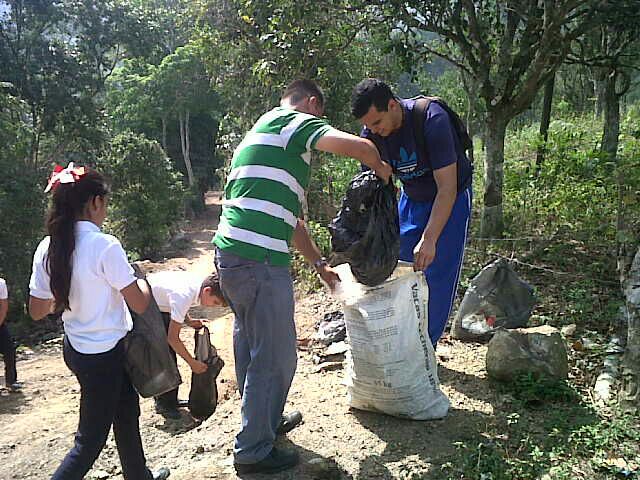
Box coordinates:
[328,171,399,286]
[189,326,225,420]
[124,282,182,398]
[451,258,536,341]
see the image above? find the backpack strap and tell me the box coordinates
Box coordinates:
[411,96,433,167]
[411,95,474,161]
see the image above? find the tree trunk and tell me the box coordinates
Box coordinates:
[161,116,167,152]
[30,106,41,168]
[535,74,555,171]
[466,92,475,163]
[480,113,507,239]
[593,67,607,119]
[601,71,620,159]
[179,111,195,186]
[460,71,476,163]
[621,244,640,412]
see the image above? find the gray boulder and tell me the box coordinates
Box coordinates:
[486,326,568,381]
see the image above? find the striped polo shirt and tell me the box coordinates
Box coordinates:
[213,107,332,265]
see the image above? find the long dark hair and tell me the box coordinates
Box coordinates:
[45,168,109,312]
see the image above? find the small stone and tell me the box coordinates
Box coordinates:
[196,446,205,454]
[560,324,577,337]
[314,361,343,373]
[304,457,342,479]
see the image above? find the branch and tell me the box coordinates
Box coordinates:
[460,0,491,75]
[412,39,472,75]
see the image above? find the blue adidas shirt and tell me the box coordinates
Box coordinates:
[362,99,473,203]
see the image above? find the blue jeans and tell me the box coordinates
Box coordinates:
[398,187,472,345]
[51,337,153,480]
[215,248,297,464]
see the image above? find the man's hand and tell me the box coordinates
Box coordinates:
[189,359,208,374]
[318,265,341,290]
[413,237,436,271]
[374,161,393,184]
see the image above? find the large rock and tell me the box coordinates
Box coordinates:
[486,326,568,381]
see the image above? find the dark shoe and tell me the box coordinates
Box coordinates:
[155,403,181,420]
[276,410,302,435]
[234,447,299,475]
[152,467,170,480]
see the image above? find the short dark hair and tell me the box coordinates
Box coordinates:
[201,272,226,305]
[281,79,325,107]
[351,78,395,119]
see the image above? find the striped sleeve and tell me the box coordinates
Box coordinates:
[288,117,332,152]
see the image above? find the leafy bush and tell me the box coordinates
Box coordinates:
[98,132,186,259]
[290,220,333,291]
[307,152,361,224]
[503,116,617,242]
[0,88,47,322]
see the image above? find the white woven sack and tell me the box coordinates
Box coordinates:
[333,263,449,420]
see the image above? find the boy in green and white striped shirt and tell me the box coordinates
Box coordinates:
[213,79,391,475]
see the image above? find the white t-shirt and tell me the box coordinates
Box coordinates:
[147,271,204,323]
[0,278,7,300]
[29,221,136,354]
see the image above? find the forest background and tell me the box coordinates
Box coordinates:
[1,1,640,477]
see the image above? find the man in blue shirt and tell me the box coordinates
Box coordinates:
[351,78,473,345]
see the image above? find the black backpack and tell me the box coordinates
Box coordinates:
[411,95,473,161]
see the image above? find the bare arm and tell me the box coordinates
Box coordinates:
[0,298,8,326]
[121,279,151,315]
[315,129,392,183]
[292,219,340,289]
[184,312,204,329]
[29,296,54,321]
[413,163,458,271]
[167,320,207,373]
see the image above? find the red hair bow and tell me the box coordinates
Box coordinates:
[44,162,87,193]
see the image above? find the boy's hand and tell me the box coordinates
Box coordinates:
[375,161,393,184]
[190,359,208,374]
[413,237,436,271]
[186,318,204,329]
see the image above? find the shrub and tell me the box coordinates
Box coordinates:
[98,132,186,259]
[0,88,47,322]
[290,220,333,291]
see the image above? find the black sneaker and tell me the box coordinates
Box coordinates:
[155,403,181,420]
[234,447,299,474]
[276,410,303,435]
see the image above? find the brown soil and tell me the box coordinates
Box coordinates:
[0,192,496,480]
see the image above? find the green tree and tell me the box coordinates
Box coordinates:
[98,132,186,259]
[0,85,47,320]
[105,44,222,196]
[0,0,158,164]
[152,43,221,186]
[197,0,388,130]
[379,0,602,238]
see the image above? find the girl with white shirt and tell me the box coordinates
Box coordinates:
[29,164,169,480]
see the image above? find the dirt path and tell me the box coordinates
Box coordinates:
[0,193,496,480]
